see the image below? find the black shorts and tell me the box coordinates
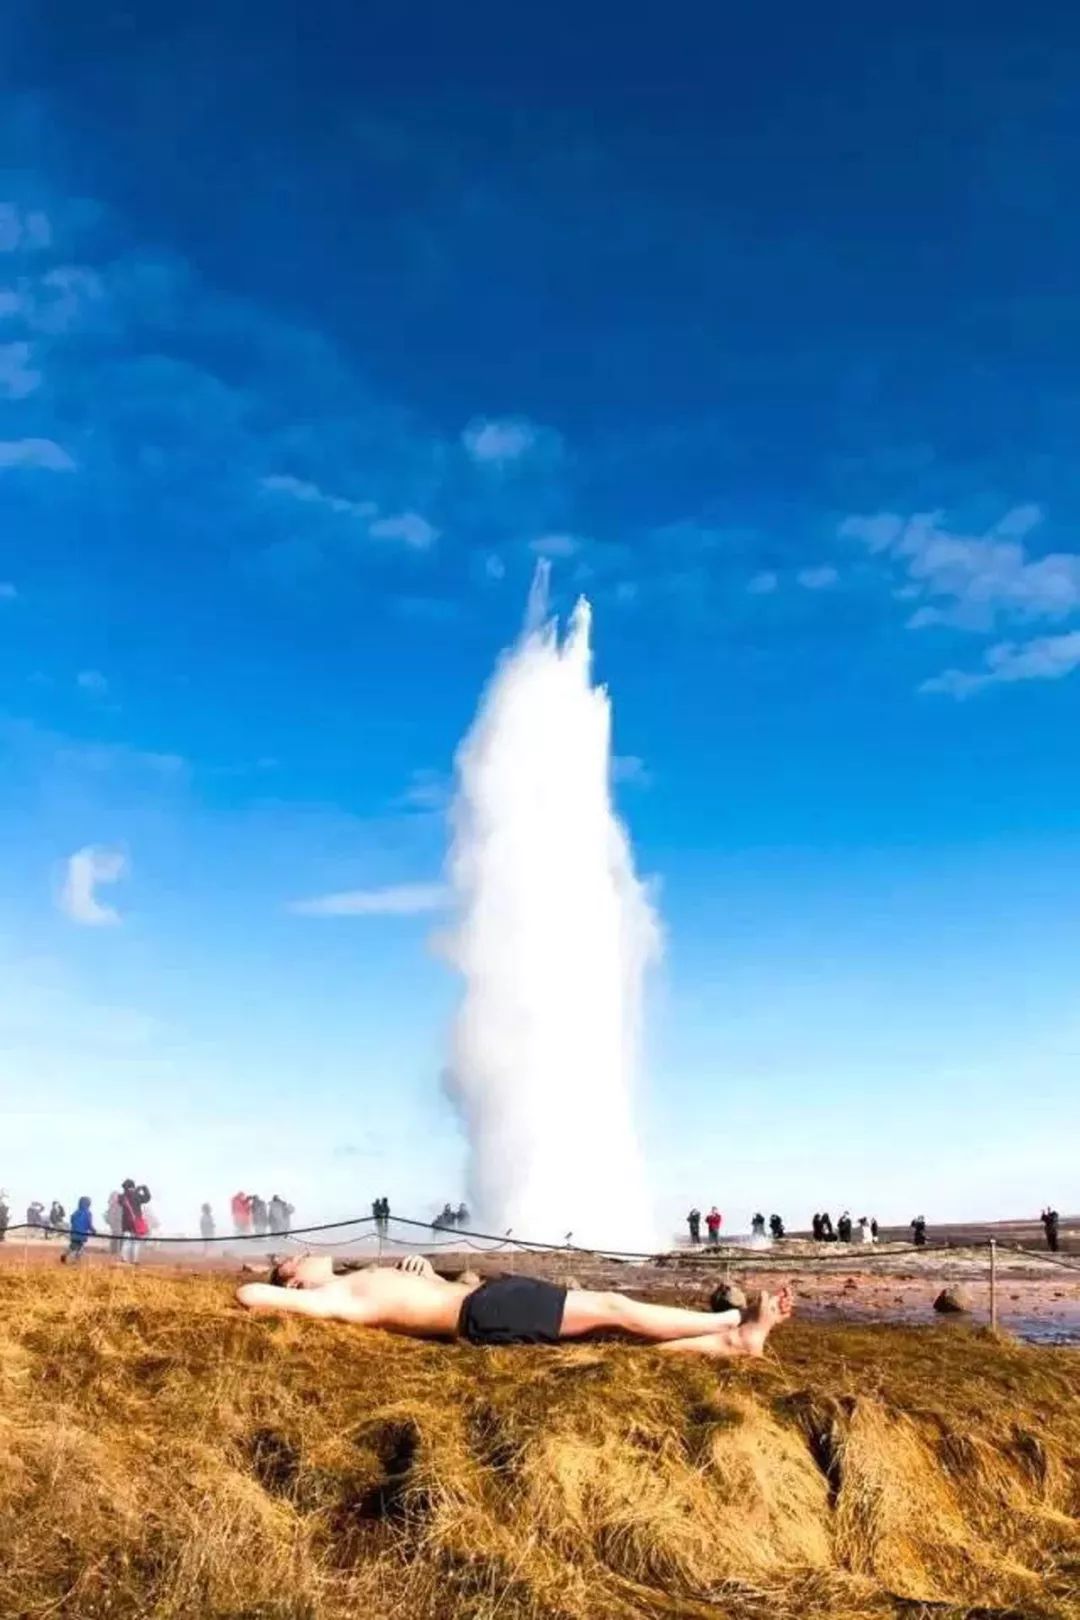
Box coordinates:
[457,1276,568,1345]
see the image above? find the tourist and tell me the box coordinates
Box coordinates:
[433,1203,455,1231]
[769,1213,785,1240]
[1041,1207,1060,1254]
[370,1196,382,1234]
[820,1211,835,1241]
[200,1203,216,1252]
[378,1197,390,1238]
[811,1212,823,1242]
[119,1179,151,1263]
[268,1195,291,1236]
[237,1253,793,1358]
[837,1211,853,1244]
[0,1193,8,1242]
[62,1196,95,1264]
[705,1206,722,1246]
[856,1216,871,1243]
[751,1212,766,1239]
[687,1207,701,1245]
[106,1191,123,1256]
[456,1203,470,1229]
[870,1216,879,1241]
[911,1214,927,1248]
[250,1195,268,1238]
[27,1200,45,1234]
[231,1191,251,1238]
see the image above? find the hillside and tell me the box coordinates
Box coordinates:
[1,1267,1078,1619]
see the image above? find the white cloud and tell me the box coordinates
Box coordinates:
[0,341,41,398]
[289,882,449,917]
[58,846,128,927]
[612,754,652,787]
[797,565,839,590]
[76,669,108,696]
[0,205,51,254]
[0,437,75,471]
[369,511,438,549]
[396,769,450,813]
[462,416,537,466]
[747,570,778,595]
[260,473,375,520]
[921,631,1080,699]
[842,505,1080,631]
[530,533,579,559]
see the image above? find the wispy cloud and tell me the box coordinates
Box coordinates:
[0,437,75,471]
[58,846,128,927]
[842,505,1080,631]
[369,511,438,549]
[530,533,580,559]
[76,669,108,696]
[0,340,40,398]
[52,739,187,778]
[0,204,51,254]
[797,565,839,590]
[260,473,375,521]
[395,768,450,813]
[612,754,652,787]
[289,881,449,917]
[921,631,1080,699]
[747,570,778,595]
[462,416,538,466]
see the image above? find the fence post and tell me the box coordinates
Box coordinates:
[989,1238,998,1332]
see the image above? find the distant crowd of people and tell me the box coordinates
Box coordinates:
[229,1192,296,1240]
[812,1211,879,1244]
[433,1201,471,1230]
[685,1207,724,1245]
[683,1207,1065,1254]
[0,1182,298,1264]
[0,1180,156,1264]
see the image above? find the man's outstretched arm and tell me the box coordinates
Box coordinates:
[234,1283,365,1321]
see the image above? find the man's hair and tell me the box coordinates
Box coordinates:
[267,1261,289,1287]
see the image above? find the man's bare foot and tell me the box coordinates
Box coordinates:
[657,1287,793,1359]
[736,1286,793,1357]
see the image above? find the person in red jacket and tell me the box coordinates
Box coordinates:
[705,1206,722,1246]
[231,1190,252,1237]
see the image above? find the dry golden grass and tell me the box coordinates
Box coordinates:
[0,1265,1077,1619]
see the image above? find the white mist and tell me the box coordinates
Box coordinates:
[444,566,659,1250]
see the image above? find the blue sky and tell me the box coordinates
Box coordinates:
[1,2,1078,1236]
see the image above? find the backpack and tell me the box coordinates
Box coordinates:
[123,1192,149,1238]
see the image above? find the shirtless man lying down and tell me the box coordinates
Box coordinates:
[236,1254,792,1357]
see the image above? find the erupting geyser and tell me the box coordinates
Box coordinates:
[444,565,659,1250]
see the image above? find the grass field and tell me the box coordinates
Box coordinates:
[2,1266,1078,1619]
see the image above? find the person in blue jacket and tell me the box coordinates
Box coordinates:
[62,1196,96,1264]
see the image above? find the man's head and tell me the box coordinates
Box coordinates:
[267,1254,334,1289]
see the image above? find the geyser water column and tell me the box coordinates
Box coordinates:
[444,566,659,1250]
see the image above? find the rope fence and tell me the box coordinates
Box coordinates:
[0,1212,1075,1270]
